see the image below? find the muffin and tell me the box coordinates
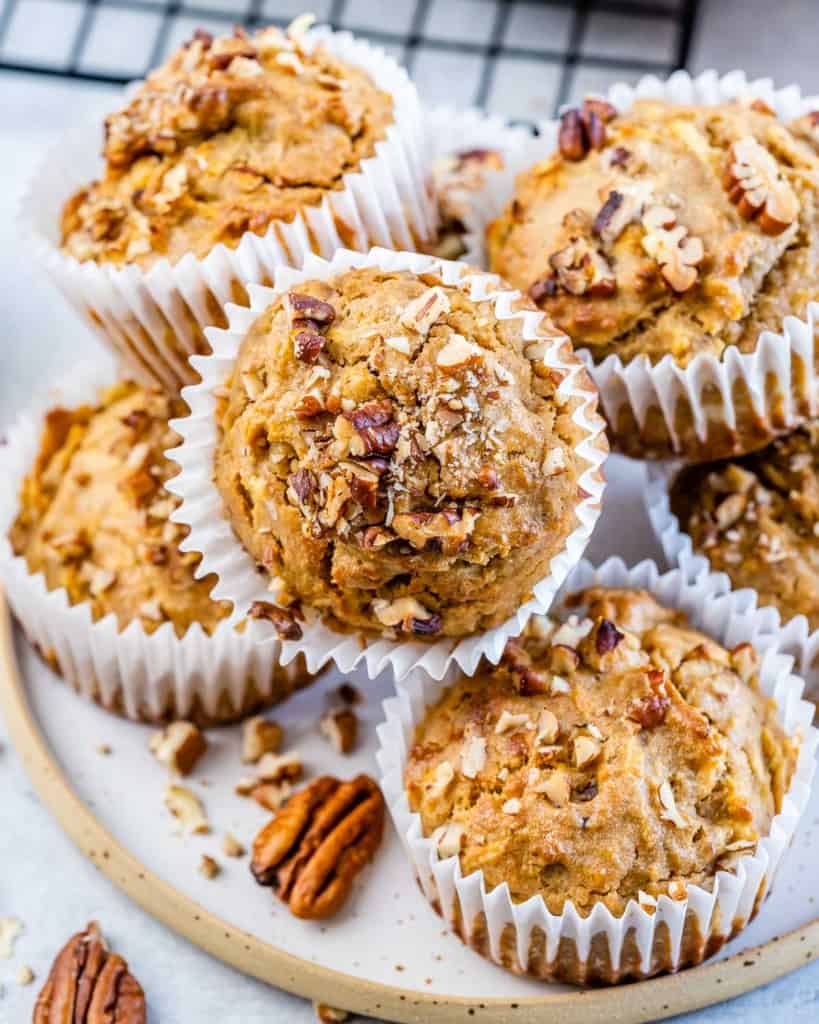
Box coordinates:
[485,94,819,460]
[211,263,605,641]
[670,421,819,632]
[430,147,504,260]
[395,582,802,982]
[3,379,313,723]
[28,17,430,389]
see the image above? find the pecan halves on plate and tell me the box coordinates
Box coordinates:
[251,774,385,919]
[33,921,146,1024]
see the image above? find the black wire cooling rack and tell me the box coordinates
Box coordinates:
[0,0,701,116]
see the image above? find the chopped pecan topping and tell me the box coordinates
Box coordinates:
[595,618,624,654]
[33,922,145,1024]
[628,693,671,729]
[391,506,478,555]
[558,97,618,160]
[294,330,326,363]
[287,292,335,326]
[399,287,451,336]
[344,400,400,456]
[294,394,325,420]
[120,409,150,432]
[361,525,394,550]
[723,136,799,235]
[518,667,552,696]
[527,275,557,304]
[288,468,317,505]
[641,204,704,292]
[436,334,484,373]
[249,601,303,641]
[548,238,616,297]
[372,596,442,635]
[251,774,385,919]
[477,465,499,489]
[592,184,652,244]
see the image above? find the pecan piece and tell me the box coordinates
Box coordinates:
[287,292,335,325]
[641,205,704,292]
[549,239,616,297]
[294,330,326,363]
[723,136,799,235]
[595,618,624,654]
[251,775,385,919]
[558,97,618,160]
[33,922,145,1024]
[249,600,303,641]
[344,399,400,456]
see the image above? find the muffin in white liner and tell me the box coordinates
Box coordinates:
[166,246,608,683]
[646,461,819,700]
[376,557,818,985]
[19,23,434,391]
[423,106,532,260]
[462,69,819,463]
[0,362,314,725]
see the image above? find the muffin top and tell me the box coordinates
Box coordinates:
[671,422,819,632]
[60,20,394,268]
[9,381,229,636]
[405,587,795,915]
[486,98,819,366]
[789,109,819,156]
[214,265,601,639]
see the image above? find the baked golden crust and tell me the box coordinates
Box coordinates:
[9,381,229,636]
[405,588,795,915]
[671,422,819,632]
[60,22,394,268]
[215,265,600,639]
[487,99,819,367]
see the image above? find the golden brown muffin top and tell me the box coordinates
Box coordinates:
[672,422,819,633]
[9,381,229,636]
[214,265,601,639]
[486,98,819,366]
[60,20,394,268]
[789,109,819,156]
[405,587,795,915]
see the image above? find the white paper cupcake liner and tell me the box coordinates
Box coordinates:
[376,557,818,984]
[463,68,819,463]
[19,25,434,392]
[0,362,313,725]
[646,461,819,701]
[166,246,608,683]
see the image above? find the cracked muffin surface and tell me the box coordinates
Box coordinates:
[671,422,819,633]
[486,98,819,366]
[60,21,394,268]
[405,588,796,915]
[214,265,602,639]
[9,381,230,637]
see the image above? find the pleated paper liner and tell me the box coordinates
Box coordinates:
[462,69,819,463]
[377,557,818,984]
[20,25,434,391]
[0,361,314,725]
[167,246,608,683]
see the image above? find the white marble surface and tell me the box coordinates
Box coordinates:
[4,10,819,1017]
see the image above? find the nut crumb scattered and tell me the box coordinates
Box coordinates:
[314,1003,349,1023]
[17,965,34,986]
[150,721,207,776]
[198,854,220,880]
[241,717,284,764]
[0,917,23,959]
[318,707,358,755]
[163,784,209,835]
[222,833,246,858]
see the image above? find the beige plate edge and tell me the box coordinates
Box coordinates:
[1,590,818,1024]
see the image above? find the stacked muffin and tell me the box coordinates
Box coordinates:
[6,19,819,996]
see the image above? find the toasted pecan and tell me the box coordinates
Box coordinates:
[33,922,145,1024]
[251,774,385,919]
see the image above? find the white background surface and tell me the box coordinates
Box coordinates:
[5,2,819,1019]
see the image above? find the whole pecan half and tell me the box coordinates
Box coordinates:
[251,775,385,919]
[33,922,145,1024]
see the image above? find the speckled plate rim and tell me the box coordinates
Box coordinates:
[2,590,819,1024]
